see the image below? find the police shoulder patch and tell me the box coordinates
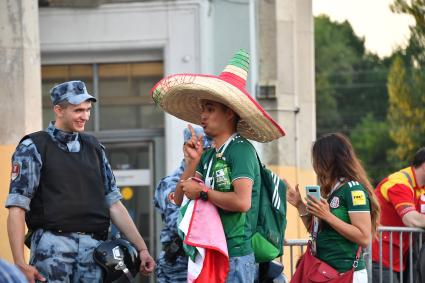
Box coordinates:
[351,190,366,206]
[11,161,21,181]
[168,192,176,205]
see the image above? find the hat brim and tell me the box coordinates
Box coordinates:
[67,94,97,105]
[152,74,285,143]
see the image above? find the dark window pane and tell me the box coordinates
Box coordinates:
[98,62,164,130]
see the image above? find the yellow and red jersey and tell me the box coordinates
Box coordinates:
[372,166,425,271]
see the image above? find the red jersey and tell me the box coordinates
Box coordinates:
[371,167,424,272]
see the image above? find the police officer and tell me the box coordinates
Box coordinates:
[154,127,211,283]
[5,81,155,283]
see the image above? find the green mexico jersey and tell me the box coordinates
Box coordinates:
[316,181,370,272]
[196,134,261,257]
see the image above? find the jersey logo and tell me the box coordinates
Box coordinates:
[351,190,366,206]
[330,196,340,208]
[11,162,21,181]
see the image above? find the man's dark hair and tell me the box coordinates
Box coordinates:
[413,147,425,168]
[55,100,72,109]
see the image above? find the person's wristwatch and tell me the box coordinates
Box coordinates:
[199,185,209,201]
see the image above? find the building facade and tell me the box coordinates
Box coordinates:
[0,0,315,280]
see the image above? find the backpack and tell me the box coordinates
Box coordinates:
[251,154,287,263]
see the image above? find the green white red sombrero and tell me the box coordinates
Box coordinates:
[151,49,285,143]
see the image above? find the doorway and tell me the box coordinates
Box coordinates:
[104,141,155,283]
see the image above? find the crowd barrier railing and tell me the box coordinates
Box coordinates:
[283,226,425,283]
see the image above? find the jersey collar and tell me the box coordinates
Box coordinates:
[47,121,79,143]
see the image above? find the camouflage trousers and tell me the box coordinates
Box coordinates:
[156,251,187,283]
[30,229,103,283]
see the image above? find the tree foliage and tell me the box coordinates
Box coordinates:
[315,15,390,135]
[315,15,391,183]
[387,0,425,167]
[315,5,425,182]
[391,0,425,64]
[387,56,425,167]
[351,114,395,185]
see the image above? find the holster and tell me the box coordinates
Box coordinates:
[163,236,184,263]
[24,229,34,249]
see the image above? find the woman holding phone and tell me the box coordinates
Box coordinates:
[287,133,380,282]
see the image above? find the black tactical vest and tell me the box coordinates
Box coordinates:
[25,131,110,233]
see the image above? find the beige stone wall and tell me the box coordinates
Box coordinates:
[0,0,41,262]
[258,0,315,278]
[0,145,31,262]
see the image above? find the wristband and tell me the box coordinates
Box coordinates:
[299,212,310,217]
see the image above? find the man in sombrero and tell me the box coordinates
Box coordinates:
[152,49,285,283]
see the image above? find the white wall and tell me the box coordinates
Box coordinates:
[39,0,212,173]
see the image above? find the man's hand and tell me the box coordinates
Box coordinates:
[181,179,203,200]
[139,250,155,276]
[286,182,303,209]
[183,124,204,167]
[17,263,45,283]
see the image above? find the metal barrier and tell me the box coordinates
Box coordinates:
[281,239,308,278]
[283,226,425,283]
[367,226,425,283]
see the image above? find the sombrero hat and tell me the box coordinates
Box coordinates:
[151,49,285,143]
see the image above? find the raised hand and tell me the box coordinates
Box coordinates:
[183,124,204,166]
[286,182,303,209]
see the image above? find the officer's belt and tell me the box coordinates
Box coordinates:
[49,230,108,241]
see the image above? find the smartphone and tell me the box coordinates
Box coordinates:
[305,185,321,200]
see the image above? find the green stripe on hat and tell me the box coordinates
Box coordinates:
[228,49,250,72]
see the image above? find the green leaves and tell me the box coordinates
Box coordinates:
[387,56,425,168]
[315,15,390,183]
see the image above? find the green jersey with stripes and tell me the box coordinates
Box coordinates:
[196,134,261,257]
[316,181,371,272]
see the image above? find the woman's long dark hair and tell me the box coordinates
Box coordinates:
[312,133,380,235]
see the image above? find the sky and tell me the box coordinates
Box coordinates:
[313,0,415,58]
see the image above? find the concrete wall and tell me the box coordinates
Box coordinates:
[258,0,316,275]
[0,0,42,261]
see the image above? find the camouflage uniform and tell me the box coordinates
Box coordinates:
[154,128,211,283]
[5,81,121,283]
[0,259,27,283]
